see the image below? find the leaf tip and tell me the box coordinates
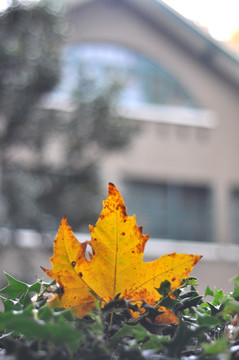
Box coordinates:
[108,182,117,196]
[61,215,68,224]
[196,254,203,263]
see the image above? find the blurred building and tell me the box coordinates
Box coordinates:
[1,0,239,292]
[57,0,239,290]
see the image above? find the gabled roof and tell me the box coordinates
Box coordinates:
[67,0,239,89]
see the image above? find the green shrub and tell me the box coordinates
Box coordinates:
[0,272,239,359]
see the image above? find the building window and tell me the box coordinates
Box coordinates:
[52,43,197,108]
[230,189,239,243]
[125,180,212,242]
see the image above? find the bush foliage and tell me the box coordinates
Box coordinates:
[0,272,239,359]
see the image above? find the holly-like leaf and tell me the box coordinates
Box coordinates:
[43,183,201,323]
[0,306,84,354]
[0,273,41,299]
[0,273,29,298]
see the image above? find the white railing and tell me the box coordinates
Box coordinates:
[1,228,238,263]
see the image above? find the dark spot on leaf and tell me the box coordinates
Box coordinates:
[171,277,176,282]
[136,240,146,253]
[121,232,125,236]
[57,285,64,295]
[168,253,176,257]
[100,214,104,220]
[79,272,83,278]
[71,261,76,267]
[132,250,135,254]
[120,204,127,216]
[108,182,116,196]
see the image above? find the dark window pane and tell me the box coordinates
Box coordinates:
[125,180,212,242]
[230,189,239,243]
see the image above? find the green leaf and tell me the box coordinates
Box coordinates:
[206,302,223,316]
[0,272,29,298]
[18,291,32,308]
[159,296,178,309]
[212,288,225,306]
[29,280,42,294]
[38,304,53,321]
[181,277,198,287]
[0,273,42,312]
[141,334,168,350]
[197,313,219,326]
[224,301,239,316]
[0,308,84,354]
[52,307,74,323]
[198,302,211,314]
[110,323,148,348]
[180,290,199,299]
[205,285,214,297]
[174,295,202,313]
[232,283,239,301]
[167,318,196,356]
[203,336,228,355]
[0,273,42,299]
[156,280,179,309]
[232,274,239,285]
[184,295,202,308]
[156,280,171,297]
[0,296,21,312]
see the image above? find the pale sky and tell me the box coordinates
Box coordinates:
[0,0,9,9]
[162,0,239,41]
[1,0,239,42]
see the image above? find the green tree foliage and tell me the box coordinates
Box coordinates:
[0,0,63,231]
[0,0,63,148]
[33,70,136,232]
[0,1,135,233]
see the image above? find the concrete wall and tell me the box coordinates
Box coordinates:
[67,0,239,246]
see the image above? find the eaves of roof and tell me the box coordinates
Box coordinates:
[67,0,239,89]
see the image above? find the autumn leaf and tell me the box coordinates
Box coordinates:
[43,183,202,323]
[41,219,96,317]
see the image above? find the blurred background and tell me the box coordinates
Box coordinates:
[0,0,239,293]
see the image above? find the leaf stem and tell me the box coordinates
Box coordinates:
[110,309,114,325]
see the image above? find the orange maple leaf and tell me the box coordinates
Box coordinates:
[43,183,202,324]
[41,219,96,316]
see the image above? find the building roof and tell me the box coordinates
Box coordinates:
[67,0,239,89]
